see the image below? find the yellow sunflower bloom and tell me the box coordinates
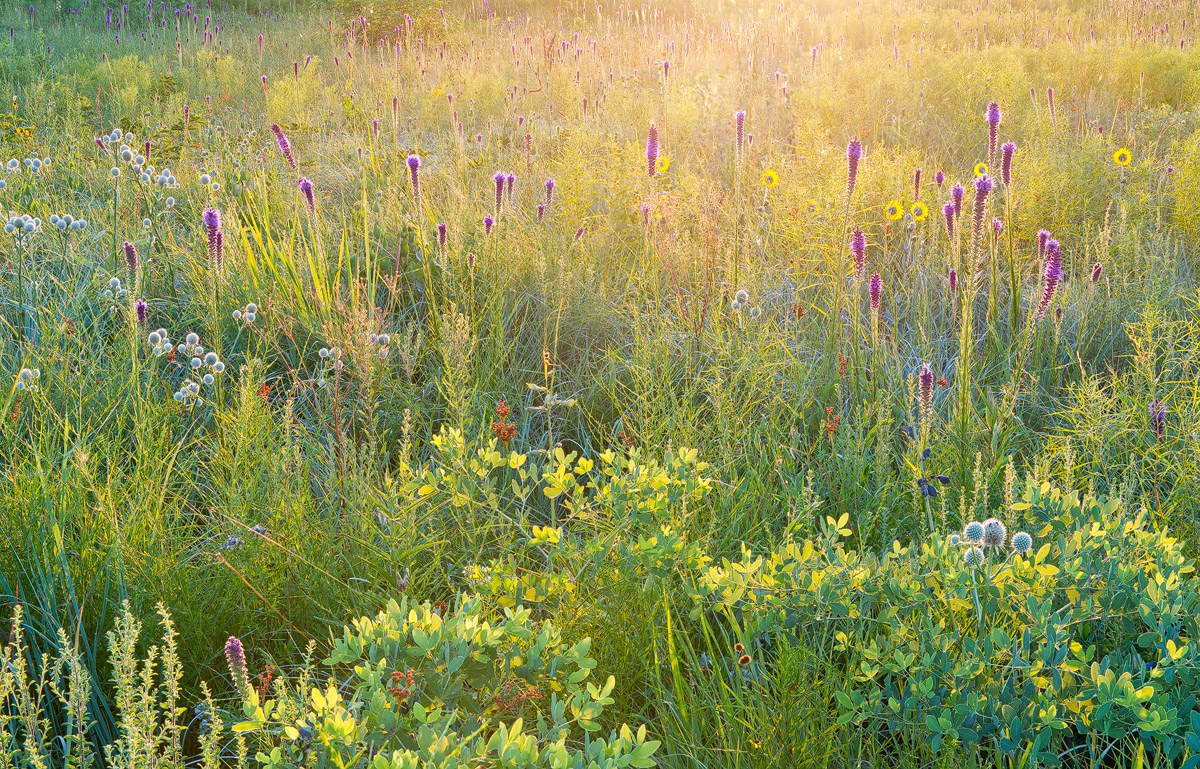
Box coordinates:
[910,201,929,221]
[762,169,779,188]
[886,200,904,220]
[973,162,988,177]
[657,156,670,172]
[1113,148,1132,166]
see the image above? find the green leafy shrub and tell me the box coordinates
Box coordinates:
[691,482,1200,765]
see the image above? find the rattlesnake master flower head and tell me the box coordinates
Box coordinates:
[981,517,1007,548]
[963,521,985,542]
[1011,531,1033,555]
[850,226,867,278]
[964,546,986,569]
[949,533,961,545]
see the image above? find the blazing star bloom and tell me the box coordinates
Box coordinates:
[646,123,659,178]
[493,171,506,213]
[985,101,1002,166]
[942,202,955,238]
[202,207,221,261]
[483,214,494,235]
[1091,262,1103,283]
[951,183,965,217]
[1000,141,1015,185]
[850,226,867,278]
[913,167,922,200]
[297,177,315,211]
[1149,399,1167,439]
[406,155,421,207]
[544,178,555,206]
[992,217,1003,242]
[948,268,958,292]
[846,139,863,199]
[123,240,139,272]
[934,170,945,188]
[734,110,746,157]
[437,222,447,250]
[1037,229,1050,261]
[868,271,882,310]
[1035,238,1063,320]
[536,203,546,221]
[918,363,934,416]
[225,636,249,694]
[505,172,515,200]
[136,298,147,324]
[969,175,994,264]
[270,123,296,169]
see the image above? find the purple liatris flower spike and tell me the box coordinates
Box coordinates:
[1091,262,1103,283]
[215,231,224,265]
[942,201,955,237]
[850,226,867,278]
[123,240,139,272]
[969,176,994,266]
[406,155,421,208]
[1035,239,1063,320]
[505,173,515,200]
[483,214,494,235]
[1037,229,1050,262]
[951,183,965,217]
[1148,399,1167,439]
[544,178,555,206]
[202,207,221,261]
[136,298,147,324]
[846,139,862,199]
[646,123,659,178]
[536,203,546,221]
[913,168,922,201]
[985,101,1001,167]
[734,110,746,157]
[948,268,958,292]
[918,363,934,416]
[437,222,447,250]
[868,271,882,311]
[1000,142,1015,185]
[225,636,250,695]
[270,123,296,169]
[493,171,506,213]
[992,217,1003,242]
[297,177,315,211]
[934,170,945,188]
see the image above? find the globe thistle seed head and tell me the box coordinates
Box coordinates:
[964,546,985,569]
[963,521,985,542]
[1011,531,1033,555]
[982,517,1007,548]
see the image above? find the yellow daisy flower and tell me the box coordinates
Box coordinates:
[762,169,779,188]
[973,162,988,177]
[1113,148,1132,166]
[910,201,929,221]
[657,156,670,172]
[886,200,904,220]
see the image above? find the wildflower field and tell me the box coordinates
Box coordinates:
[6,0,1200,766]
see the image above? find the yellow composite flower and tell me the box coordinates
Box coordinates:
[910,201,929,221]
[762,169,779,188]
[1113,148,1132,166]
[973,162,989,177]
[657,156,670,172]
[886,200,904,220]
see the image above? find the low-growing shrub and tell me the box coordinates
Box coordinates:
[691,482,1200,765]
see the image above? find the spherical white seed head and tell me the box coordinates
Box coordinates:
[736,289,749,303]
[203,373,215,385]
[213,362,225,373]
[148,331,161,346]
[199,174,211,185]
[232,310,242,320]
[111,167,120,177]
[1011,531,1033,555]
[246,303,257,314]
[245,313,255,323]
[186,333,199,345]
[204,352,218,366]
[318,348,329,358]
[982,518,1007,548]
[190,357,202,369]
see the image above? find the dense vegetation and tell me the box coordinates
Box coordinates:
[4,0,1200,766]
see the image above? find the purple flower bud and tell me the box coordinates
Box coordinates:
[1148,399,1167,439]
[505,172,515,200]
[934,170,945,188]
[913,167,921,201]
[918,363,934,416]
[1035,239,1063,320]
[942,201,955,238]
[493,171,506,213]
[406,155,421,208]
[437,222,447,250]
[544,178,555,206]
[985,101,1002,167]
[951,183,965,217]
[483,214,494,235]
[225,636,249,695]
[536,203,545,221]
[948,268,958,292]
[1091,262,1103,283]
[136,298,147,324]
[123,240,139,272]
[992,217,1003,242]
[1037,229,1050,262]
[203,207,221,261]
[868,271,882,311]
[734,110,746,156]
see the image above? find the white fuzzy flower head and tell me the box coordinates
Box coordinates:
[1011,531,1033,556]
[963,547,985,569]
[982,518,1007,549]
[963,521,984,543]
